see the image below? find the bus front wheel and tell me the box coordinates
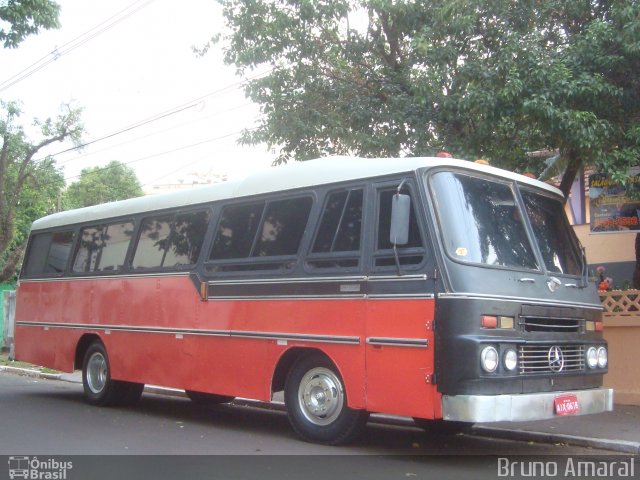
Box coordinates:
[284,353,367,445]
[82,341,144,407]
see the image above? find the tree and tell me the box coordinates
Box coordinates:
[0,101,83,282]
[63,160,144,210]
[0,0,61,48]
[216,0,640,196]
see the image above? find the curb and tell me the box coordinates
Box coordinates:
[470,426,640,455]
[0,365,63,381]
[3,367,638,454]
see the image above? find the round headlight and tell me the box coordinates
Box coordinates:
[586,347,598,369]
[597,347,608,368]
[481,346,499,373]
[503,349,518,371]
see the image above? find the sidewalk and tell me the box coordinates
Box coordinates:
[1,358,639,454]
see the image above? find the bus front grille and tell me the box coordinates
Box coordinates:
[518,344,585,374]
[520,316,582,333]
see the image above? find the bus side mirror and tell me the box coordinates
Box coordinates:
[390,194,411,246]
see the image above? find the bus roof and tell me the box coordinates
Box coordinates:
[32,156,562,231]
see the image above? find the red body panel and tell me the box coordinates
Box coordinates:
[15,276,440,419]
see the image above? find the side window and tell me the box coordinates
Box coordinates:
[165,210,210,267]
[133,215,172,269]
[73,221,134,273]
[132,209,210,269]
[208,196,313,271]
[210,203,265,260]
[23,230,74,276]
[375,187,425,268]
[254,198,313,257]
[46,231,75,273]
[308,189,363,269]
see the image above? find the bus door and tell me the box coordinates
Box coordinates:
[365,182,439,419]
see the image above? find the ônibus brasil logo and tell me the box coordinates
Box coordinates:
[8,456,72,480]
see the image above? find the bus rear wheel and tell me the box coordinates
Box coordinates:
[185,390,234,405]
[284,353,368,445]
[82,341,144,407]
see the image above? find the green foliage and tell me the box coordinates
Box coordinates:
[0,0,61,48]
[217,0,640,189]
[0,101,82,282]
[12,158,64,246]
[63,161,144,209]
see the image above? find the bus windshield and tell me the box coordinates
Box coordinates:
[521,190,581,275]
[430,171,581,275]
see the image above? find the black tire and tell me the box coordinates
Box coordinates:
[413,418,473,435]
[115,381,145,406]
[81,341,144,407]
[185,390,234,405]
[284,353,368,445]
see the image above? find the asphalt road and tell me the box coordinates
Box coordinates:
[0,373,631,480]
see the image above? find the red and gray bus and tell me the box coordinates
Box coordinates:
[15,157,612,444]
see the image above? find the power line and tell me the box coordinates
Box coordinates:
[63,127,258,183]
[0,0,155,93]
[39,81,253,163]
[54,101,202,160]
[41,67,275,163]
[58,102,254,165]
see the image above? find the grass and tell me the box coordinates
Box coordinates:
[0,352,61,374]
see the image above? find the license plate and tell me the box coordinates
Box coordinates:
[554,394,580,416]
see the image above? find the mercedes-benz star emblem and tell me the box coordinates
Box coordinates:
[548,346,565,372]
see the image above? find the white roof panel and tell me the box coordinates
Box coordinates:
[31,156,562,231]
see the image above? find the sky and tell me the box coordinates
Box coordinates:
[0,0,274,188]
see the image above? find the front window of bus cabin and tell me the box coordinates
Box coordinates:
[430,172,539,271]
[521,191,581,276]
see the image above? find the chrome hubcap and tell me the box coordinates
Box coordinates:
[298,367,344,426]
[86,351,108,394]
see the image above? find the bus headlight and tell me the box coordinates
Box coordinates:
[503,349,518,372]
[586,347,598,369]
[480,346,499,373]
[597,347,608,369]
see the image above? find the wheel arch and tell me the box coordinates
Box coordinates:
[271,347,344,394]
[74,333,103,370]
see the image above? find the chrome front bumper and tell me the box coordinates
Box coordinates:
[442,388,614,423]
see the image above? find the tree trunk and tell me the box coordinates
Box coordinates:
[558,151,581,202]
[634,233,640,289]
[0,241,25,283]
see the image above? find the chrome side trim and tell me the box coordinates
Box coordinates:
[19,272,191,283]
[208,276,367,286]
[367,337,429,348]
[16,321,229,337]
[206,294,434,301]
[15,321,360,345]
[438,292,603,311]
[21,274,431,285]
[232,331,360,345]
[368,294,435,300]
[207,295,366,301]
[368,274,429,282]
[442,388,614,423]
